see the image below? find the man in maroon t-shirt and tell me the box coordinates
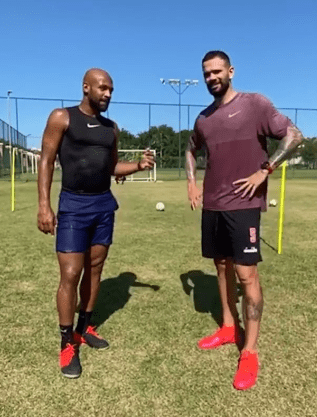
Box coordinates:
[186,50,302,390]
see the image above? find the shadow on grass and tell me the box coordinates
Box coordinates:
[92,272,160,327]
[180,270,223,326]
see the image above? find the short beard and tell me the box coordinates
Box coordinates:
[89,97,108,113]
[208,80,230,98]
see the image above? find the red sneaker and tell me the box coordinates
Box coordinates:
[73,331,85,346]
[59,343,81,378]
[198,325,242,350]
[233,350,259,390]
[74,325,109,350]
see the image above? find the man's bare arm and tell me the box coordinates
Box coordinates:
[38,109,69,234]
[185,135,197,181]
[186,136,202,210]
[269,125,303,170]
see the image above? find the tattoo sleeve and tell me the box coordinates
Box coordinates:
[269,125,303,170]
[185,135,197,181]
[245,296,264,321]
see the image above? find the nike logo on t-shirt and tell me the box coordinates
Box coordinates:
[87,124,100,128]
[228,111,241,118]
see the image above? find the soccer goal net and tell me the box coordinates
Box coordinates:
[117,149,156,182]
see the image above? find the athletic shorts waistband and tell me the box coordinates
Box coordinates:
[58,190,119,214]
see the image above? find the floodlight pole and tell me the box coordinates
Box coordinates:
[7,91,12,158]
[161,79,198,178]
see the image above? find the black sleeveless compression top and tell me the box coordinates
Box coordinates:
[58,106,116,194]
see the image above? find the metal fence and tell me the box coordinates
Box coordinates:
[1,95,316,146]
[0,96,316,180]
[0,117,27,148]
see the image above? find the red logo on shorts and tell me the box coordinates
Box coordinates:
[249,228,257,243]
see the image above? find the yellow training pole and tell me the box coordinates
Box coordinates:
[277,161,287,254]
[11,149,16,212]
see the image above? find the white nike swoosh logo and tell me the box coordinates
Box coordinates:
[87,124,101,128]
[228,111,241,118]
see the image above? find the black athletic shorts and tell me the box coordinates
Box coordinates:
[202,208,262,265]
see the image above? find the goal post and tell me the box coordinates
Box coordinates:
[117,149,156,182]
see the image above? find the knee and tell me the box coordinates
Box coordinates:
[85,258,105,282]
[60,265,82,288]
[90,256,105,272]
[214,258,227,273]
[236,267,260,287]
[215,258,233,277]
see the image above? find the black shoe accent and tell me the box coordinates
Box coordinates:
[83,326,110,350]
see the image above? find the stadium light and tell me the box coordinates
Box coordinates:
[160,78,198,177]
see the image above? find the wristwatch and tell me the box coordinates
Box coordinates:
[260,161,273,174]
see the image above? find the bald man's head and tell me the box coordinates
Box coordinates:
[82,68,113,113]
[83,68,113,86]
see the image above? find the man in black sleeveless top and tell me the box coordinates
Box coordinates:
[37,69,154,378]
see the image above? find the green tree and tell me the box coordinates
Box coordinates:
[145,125,178,168]
[300,137,317,168]
[118,129,136,149]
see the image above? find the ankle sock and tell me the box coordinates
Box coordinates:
[76,310,93,335]
[60,324,74,349]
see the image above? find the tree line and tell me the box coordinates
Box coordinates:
[118,126,317,169]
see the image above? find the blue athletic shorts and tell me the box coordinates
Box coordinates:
[56,190,119,253]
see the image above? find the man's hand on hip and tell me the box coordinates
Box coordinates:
[233,169,269,199]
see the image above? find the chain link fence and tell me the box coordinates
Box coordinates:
[0,96,316,180]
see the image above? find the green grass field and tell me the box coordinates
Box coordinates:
[1,177,317,417]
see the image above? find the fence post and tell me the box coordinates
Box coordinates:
[187,105,190,130]
[149,104,151,130]
[15,99,19,138]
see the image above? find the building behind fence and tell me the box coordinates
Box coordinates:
[0,117,39,177]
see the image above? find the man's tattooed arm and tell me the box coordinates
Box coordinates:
[269,125,303,170]
[185,135,197,181]
[186,135,202,210]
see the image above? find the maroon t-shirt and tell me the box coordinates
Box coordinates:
[192,92,291,211]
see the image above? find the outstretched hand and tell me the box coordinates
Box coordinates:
[188,181,202,210]
[139,149,155,170]
[233,170,269,199]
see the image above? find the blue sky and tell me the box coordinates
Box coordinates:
[1,0,316,149]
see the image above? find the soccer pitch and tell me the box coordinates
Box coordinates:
[0,178,316,417]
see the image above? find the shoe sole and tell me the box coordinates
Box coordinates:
[62,372,81,379]
[197,340,237,350]
[86,343,110,350]
[233,380,257,390]
[74,341,109,350]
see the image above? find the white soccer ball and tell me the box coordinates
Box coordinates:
[269,199,277,207]
[156,202,165,211]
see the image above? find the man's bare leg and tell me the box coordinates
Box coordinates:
[57,252,85,325]
[234,264,263,352]
[56,252,85,378]
[198,258,241,349]
[75,244,110,349]
[79,244,109,312]
[214,258,239,327]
